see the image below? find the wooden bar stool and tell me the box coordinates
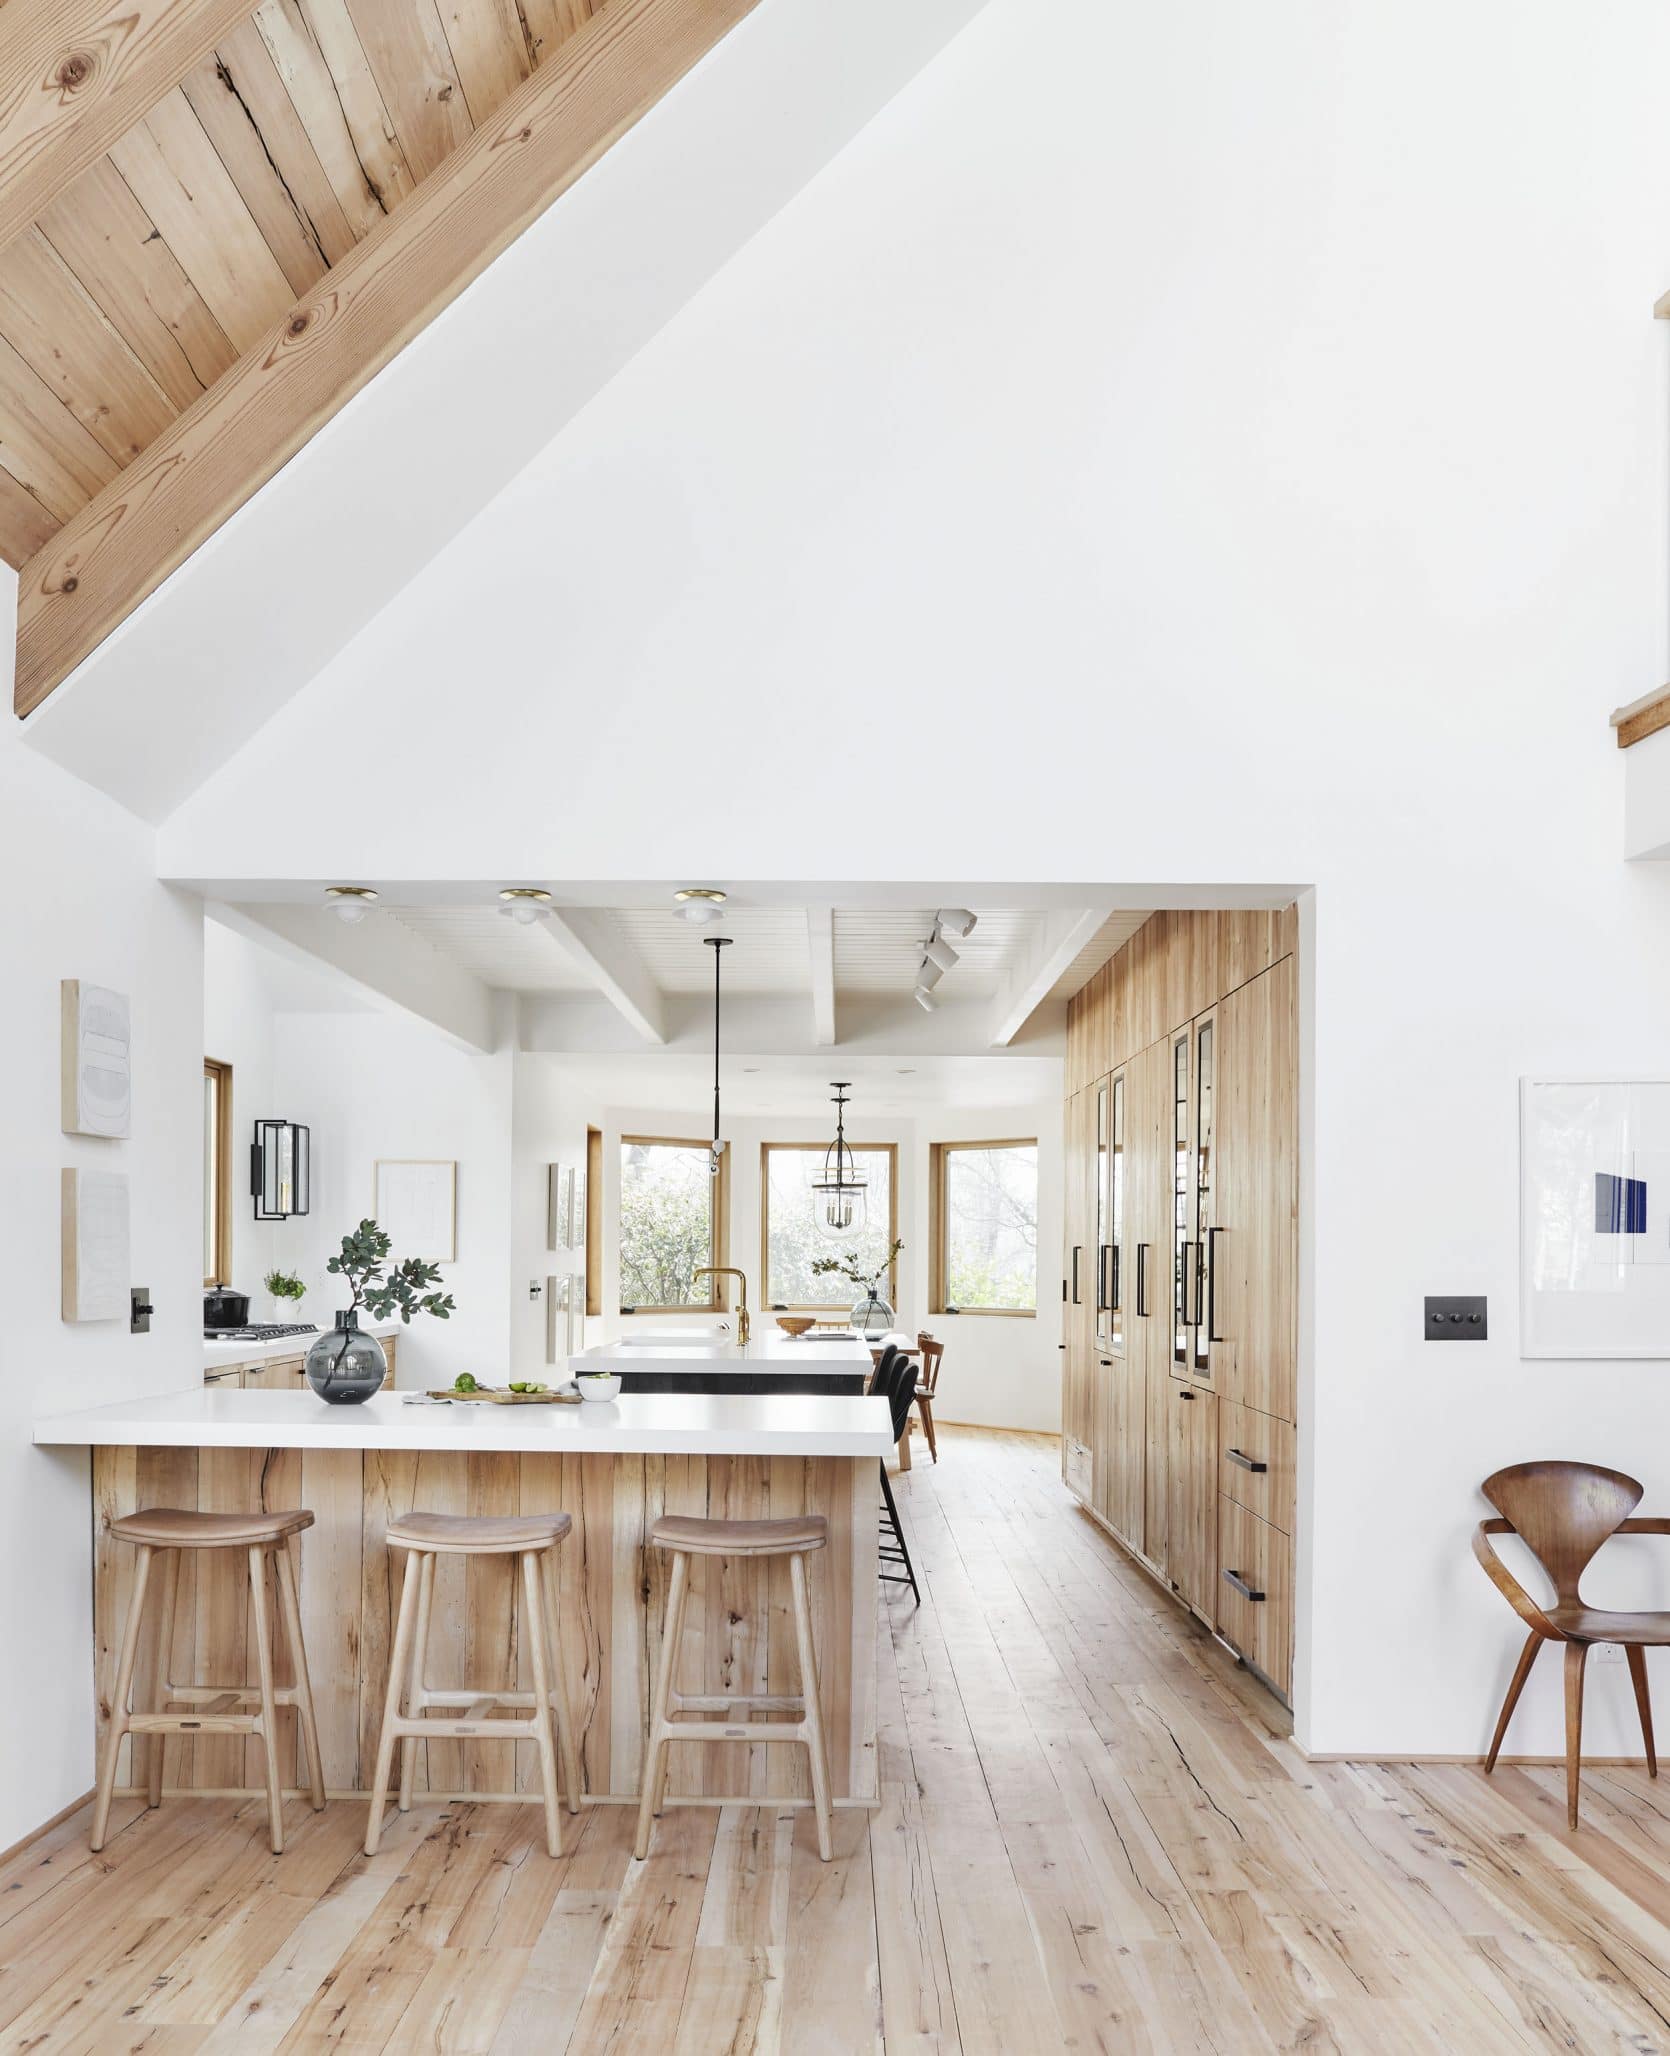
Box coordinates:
[91,1507,325,1855]
[635,1513,834,1863]
[365,1511,582,1858]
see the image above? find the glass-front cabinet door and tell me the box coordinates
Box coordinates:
[1170,1013,1218,1385]
[1093,1078,1110,1351]
[1107,1071,1125,1356]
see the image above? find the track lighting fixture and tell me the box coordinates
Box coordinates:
[937,909,978,939]
[914,986,938,1012]
[923,934,959,976]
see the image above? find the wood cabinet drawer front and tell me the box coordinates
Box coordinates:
[1218,1400,1295,1534]
[1217,1496,1292,1698]
[1064,1435,1093,1501]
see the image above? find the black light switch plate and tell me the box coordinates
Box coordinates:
[1425,1295,1486,1340]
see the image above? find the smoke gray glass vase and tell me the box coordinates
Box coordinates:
[305,1310,388,1404]
[851,1291,894,1339]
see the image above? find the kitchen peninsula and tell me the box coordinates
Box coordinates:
[578,1327,900,1394]
[36,1386,890,1807]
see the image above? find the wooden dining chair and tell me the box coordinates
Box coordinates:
[913,1333,945,1462]
[1473,1459,1669,1826]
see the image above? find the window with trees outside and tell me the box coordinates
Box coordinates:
[930,1140,1038,1314]
[618,1137,727,1312]
[762,1143,898,1309]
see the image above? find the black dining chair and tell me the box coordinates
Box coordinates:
[874,1355,921,1605]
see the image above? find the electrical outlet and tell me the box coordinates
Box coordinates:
[1424,1295,1487,1339]
[1597,1642,1626,1665]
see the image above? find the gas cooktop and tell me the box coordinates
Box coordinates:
[203,1323,320,1343]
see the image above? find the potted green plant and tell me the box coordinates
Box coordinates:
[263,1268,307,1323]
[305,1219,455,1405]
[811,1239,903,1339]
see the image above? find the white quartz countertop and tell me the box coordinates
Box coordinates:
[33,1385,895,1457]
[203,1321,400,1370]
[579,1329,904,1374]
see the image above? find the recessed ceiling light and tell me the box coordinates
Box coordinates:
[742,1067,761,1074]
[675,887,728,924]
[324,886,378,924]
[896,1068,916,1075]
[498,888,553,925]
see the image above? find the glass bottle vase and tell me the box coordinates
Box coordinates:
[305,1310,388,1405]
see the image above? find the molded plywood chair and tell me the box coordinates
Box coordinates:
[1473,1460,1669,1826]
[914,1333,944,1462]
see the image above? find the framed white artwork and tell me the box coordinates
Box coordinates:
[61,981,130,1138]
[567,1281,586,1354]
[545,1273,572,1365]
[1521,1078,1670,1357]
[568,1166,586,1252]
[62,1168,129,1321]
[547,1164,572,1252]
[373,1160,457,1263]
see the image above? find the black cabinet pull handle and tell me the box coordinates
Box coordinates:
[1222,1569,1265,1601]
[1071,1246,1081,1305]
[1225,1447,1267,1473]
[1193,1238,1206,1330]
[1177,1387,1195,1402]
[1096,1243,1111,1313]
[1206,1226,1224,1342]
[1100,1359,1112,1367]
[1135,1243,1148,1317]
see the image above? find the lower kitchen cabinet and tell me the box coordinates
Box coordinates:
[203,1334,396,1391]
[1166,1382,1217,1619]
[1216,1494,1293,1696]
[1217,1398,1295,1536]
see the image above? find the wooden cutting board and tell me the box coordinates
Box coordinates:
[425,1387,582,1405]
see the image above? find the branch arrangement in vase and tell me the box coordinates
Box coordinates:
[327,1219,455,1324]
[810,1239,903,1296]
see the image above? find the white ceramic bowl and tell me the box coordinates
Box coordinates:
[576,1372,622,1403]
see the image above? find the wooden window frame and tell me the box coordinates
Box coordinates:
[760,1140,900,1312]
[204,1056,234,1288]
[618,1134,729,1315]
[585,1125,604,1319]
[929,1137,1039,1318]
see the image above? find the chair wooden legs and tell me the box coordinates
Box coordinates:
[521,1551,565,1859]
[399,1552,436,1815]
[91,1544,153,1852]
[365,1547,423,1857]
[146,1548,180,1811]
[540,1552,583,1815]
[789,1553,834,1861]
[635,1549,689,1861]
[1627,1645,1658,1777]
[275,1541,327,1813]
[917,1396,938,1463]
[1564,1640,1588,1829]
[1484,1629,1542,1773]
[247,1546,286,1854]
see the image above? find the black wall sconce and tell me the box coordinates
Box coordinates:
[252,1120,310,1220]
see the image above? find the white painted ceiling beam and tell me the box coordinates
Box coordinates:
[988,907,1107,1048]
[212,902,499,1053]
[807,907,836,1046]
[540,909,666,1044]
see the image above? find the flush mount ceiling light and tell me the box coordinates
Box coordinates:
[812,1083,869,1241]
[937,909,978,940]
[498,888,554,925]
[704,935,732,1177]
[324,886,378,924]
[675,887,728,924]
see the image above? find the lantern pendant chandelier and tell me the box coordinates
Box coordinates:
[812,1082,869,1241]
[704,935,732,1178]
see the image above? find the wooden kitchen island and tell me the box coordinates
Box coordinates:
[35,1387,891,1809]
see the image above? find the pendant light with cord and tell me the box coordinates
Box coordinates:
[812,1082,869,1241]
[704,935,732,1177]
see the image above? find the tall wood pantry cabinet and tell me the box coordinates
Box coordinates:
[1060,909,1297,1702]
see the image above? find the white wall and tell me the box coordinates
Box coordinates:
[509,1064,1062,1430]
[203,921,283,1298]
[152,0,1670,1758]
[0,581,204,1853]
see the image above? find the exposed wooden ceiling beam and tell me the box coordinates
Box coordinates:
[540,909,666,1045]
[13,0,760,720]
[807,906,836,1047]
[988,908,1107,1048]
[0,0,259,255]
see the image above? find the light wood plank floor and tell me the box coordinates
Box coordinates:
[6,1426,1670,2052]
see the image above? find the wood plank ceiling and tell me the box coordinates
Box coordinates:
[1,0,753,718]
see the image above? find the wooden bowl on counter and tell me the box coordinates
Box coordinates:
[776,1316,816,1337]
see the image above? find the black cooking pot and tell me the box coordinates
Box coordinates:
[203,1285,251,1330]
